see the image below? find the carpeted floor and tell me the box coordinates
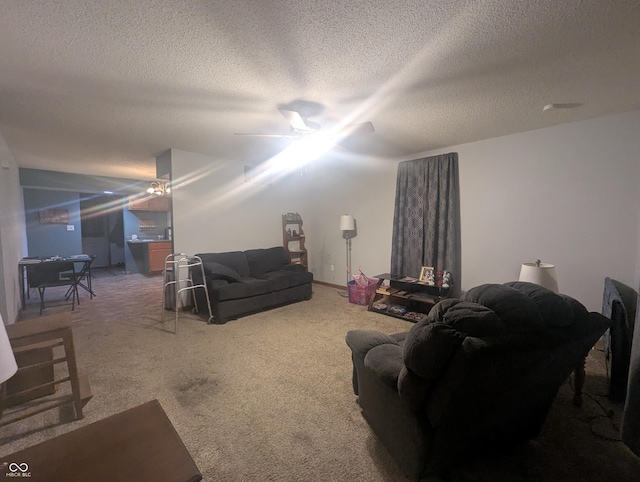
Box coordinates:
[2,269,640,481]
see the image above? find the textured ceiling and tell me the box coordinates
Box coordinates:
[1,1,639,180]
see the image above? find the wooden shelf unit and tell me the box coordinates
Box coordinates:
[282,213,308,269]
[368,273,450,323]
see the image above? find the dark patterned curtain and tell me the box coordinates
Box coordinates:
[390,152,460,295]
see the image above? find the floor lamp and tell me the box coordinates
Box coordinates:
[339,214,355,296]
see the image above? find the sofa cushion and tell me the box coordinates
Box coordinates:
[345,330,400,356]
[428,299,507,337]
[203,261,242,283]
[196,251,250,277]
[245,247,290,275]
[364,344,404,390]
[461,284,545,333]
[504,281,574,327]
[403,321,466,380]
[213,277,274,301]
[258,269,313,291]
[561,293,590,320]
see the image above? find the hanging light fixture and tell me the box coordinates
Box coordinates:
[146,180,171,196]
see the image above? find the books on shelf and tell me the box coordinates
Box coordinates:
[398,276,419,283]
[372,301,389,311]
[403,311,429,322]
[411,292,439,302]
[388,305,407,315]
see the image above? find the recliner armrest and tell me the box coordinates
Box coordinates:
[346,330,402,395]
[364,343,404,390]
[346,329,400,359]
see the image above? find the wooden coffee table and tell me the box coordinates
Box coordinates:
[1,399,202,482]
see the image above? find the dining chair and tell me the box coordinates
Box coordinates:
[27,262,80,315]
[61,255,96,301]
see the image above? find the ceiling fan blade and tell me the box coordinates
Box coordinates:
[342,121,375,136]
[278,108,311,131]
[233,133,296,138]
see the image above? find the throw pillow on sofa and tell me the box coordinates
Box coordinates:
[245,247,290,275]
[203,262,242,283]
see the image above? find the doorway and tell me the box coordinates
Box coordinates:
[79,194,125,268]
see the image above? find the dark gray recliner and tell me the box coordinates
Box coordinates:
[346,282,610,479]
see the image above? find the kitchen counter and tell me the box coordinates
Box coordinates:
[127,239,169,243]
[127,240,172,273]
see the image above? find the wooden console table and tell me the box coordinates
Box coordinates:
[1,399,202,482]
[368,273,450,322]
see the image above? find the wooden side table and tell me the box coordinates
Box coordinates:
[1,400,202,482]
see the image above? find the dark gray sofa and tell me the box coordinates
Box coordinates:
[346,282,610,479]
[191,246,312,324]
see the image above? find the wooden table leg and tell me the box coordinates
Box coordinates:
[573,356,586,407]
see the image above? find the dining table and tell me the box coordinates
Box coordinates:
[19,255,95,310]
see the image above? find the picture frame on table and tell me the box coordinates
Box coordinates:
[419,266,435,285]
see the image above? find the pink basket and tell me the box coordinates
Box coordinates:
[347,278,378,305]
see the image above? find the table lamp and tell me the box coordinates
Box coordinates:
[0,312,18,387]
[519,259,559,293]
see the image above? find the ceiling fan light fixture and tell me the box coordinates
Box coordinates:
[147,180,170,196]
[234,107,374,140]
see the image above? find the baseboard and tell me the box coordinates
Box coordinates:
[313,280,347,291]
[163,305,194,313]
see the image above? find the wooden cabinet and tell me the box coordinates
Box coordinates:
[148,241,172,272]
[128,195,171,212]
[282,213,308,269]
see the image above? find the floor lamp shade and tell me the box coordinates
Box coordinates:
[519,261,559,293]
[0,312,18,384]
[340,214,355,231]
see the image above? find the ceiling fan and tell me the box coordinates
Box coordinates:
[234,108,374,139]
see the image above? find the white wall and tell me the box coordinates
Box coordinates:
[305,153,397,284]
[170,149,313,257]
[170,110,640,313]
[453,110,640,311]
[170,147,397,285]
[0,134,28,324]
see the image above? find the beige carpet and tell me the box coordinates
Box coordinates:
[2,270,640,481]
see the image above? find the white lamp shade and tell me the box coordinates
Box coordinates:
[519,262,559,293]
[0,312,18,384]
[340,214,355,231]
